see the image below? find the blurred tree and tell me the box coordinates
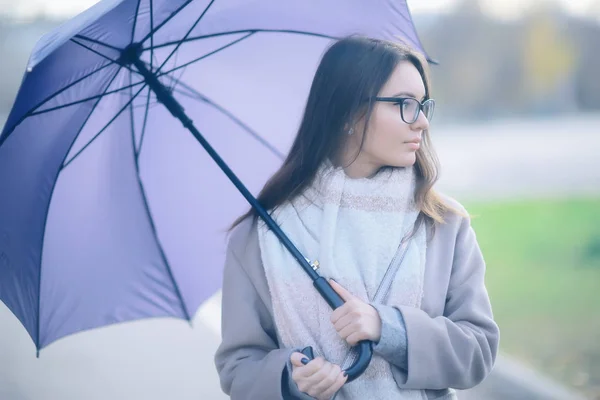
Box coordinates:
[416,0,599,123]
[521,9,578,114]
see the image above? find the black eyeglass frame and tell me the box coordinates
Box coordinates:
[373,97,435,124]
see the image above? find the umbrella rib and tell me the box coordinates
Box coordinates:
[70,39,125,69]
[155,0,216,76]
[167,77,285,160]
[166,48,181,92]
[130,151,192,323]
[128,100,192,324]
[147,29,339,51]
[128,70,137,158]
[140,0,194,44]
[149,0,154,72]
[35,65,124,351]
[131,0,142,43]
[73,34,122,51]
[131,98,159,111]
[156,31,255,79]
[29,80,145,116]
[61,83,147,171]
[136,87,152,159]
[0,62,115,146]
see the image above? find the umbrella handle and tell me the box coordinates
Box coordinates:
[300,341,372,383]
[299,277,374,383]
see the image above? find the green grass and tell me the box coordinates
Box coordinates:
[465,197,600,398]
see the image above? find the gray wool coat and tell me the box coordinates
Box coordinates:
[214,197,499,399]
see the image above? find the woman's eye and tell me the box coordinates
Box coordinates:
[402,101,416,112]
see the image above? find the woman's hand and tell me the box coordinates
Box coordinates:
[290,352,347,400]
[329,279,382,346]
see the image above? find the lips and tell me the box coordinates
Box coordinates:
[404,138,421,151]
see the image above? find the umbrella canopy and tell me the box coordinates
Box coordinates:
[0,0,430,357]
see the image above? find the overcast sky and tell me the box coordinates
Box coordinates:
[0,0,599,21]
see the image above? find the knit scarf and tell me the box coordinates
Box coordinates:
[257,159,427,399]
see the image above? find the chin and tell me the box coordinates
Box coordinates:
[389,153,417,168]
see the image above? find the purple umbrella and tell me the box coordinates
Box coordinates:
[0,0,430,381]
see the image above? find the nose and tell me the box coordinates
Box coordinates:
[411,110,429,131]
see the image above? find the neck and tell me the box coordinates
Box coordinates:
[333,155,381,180]
[344,164,381,179]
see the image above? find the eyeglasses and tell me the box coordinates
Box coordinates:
[374,97,435,124]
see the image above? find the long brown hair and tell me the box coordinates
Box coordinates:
[231,36,461,234]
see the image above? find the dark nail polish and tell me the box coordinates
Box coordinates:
[343,371,348,377]
[301,358,310,365]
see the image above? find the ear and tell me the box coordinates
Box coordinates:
[343,121,355,136]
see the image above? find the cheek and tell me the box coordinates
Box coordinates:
[363,111,417,167]
[368,110,410,148]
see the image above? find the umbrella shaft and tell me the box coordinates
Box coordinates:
[131,57,320,282]
[127,48,371,384]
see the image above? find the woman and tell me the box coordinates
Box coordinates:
[214,36,499,400]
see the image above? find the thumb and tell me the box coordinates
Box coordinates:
[290,352,309,368]
[329,279,354,301]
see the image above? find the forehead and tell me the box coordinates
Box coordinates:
[380,61,426,97]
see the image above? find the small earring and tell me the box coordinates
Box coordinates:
[347,127,354,135]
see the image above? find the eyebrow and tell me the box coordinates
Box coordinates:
[391,92,426,101]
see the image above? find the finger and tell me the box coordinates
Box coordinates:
[305,364,333,397]
[310,358,333,381]
[292,356,323,382]
[333,313,356,333]
[346,331,367,346]
[308,359,335,387]
[310,362,340,395]
[321,371,348,399]
[311,363,340,396]
[338,322,359,342]
[290,352,310,368]
[303,356,326,379]
[293,357,325,388]
[329,279,354,302]
[330,303,350,325]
